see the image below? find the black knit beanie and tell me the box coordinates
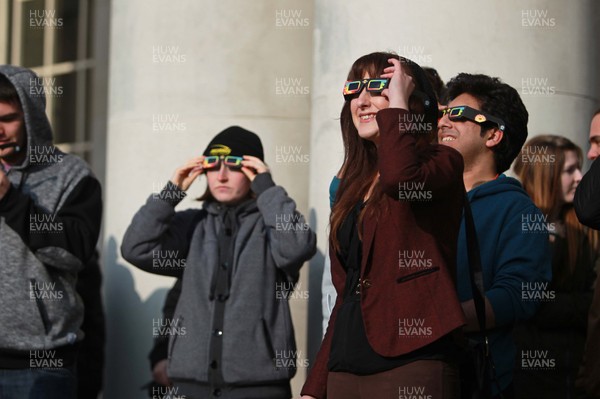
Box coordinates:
[203,126,264,161]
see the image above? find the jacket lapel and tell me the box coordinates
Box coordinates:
[361,211,377,276]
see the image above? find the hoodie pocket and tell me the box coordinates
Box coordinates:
[30,278,52,334]
[396,267,440,284]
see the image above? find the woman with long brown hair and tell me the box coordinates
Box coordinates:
[301,52,466,399]
[513,134,599,398]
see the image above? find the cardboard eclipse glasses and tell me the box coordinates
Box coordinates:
[202,155,243,171]
[343,78,390,101]
[439,106,506,131]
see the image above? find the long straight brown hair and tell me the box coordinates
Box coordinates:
[514,134,599,282]
[330,52,435,254]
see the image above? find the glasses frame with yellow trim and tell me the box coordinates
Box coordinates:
[342,78,390,101]
[439,105,506,131]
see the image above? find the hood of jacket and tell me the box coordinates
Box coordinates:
[0,65,54,170]
[202,197,258,218]
[468,173,530,202]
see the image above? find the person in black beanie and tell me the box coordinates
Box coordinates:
[122,126,316,399]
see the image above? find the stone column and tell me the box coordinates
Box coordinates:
[103,1,313,396]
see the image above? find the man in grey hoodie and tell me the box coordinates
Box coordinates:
[122,126,316,399]
[0,66,102,398]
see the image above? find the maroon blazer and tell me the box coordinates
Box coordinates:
[302,108,467,398]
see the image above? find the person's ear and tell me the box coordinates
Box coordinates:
[484,128,503,149]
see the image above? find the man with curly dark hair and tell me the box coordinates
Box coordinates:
[438,73,552,398]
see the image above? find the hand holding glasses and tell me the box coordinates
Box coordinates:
[170,153,270,191]
[342,59,415,110]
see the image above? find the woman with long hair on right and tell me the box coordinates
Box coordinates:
[513,134,599,398]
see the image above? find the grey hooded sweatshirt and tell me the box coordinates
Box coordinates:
[0,65,102,366]
[122,176,316,396]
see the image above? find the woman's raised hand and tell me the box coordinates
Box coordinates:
[381,58,415,110]
[241,155,270,182]
[170,156,204,191]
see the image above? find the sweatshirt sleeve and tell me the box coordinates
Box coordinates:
[485,204,553,326]
[376,108,464,199]
[253,174,317,282]
[575,159,600,229]
[0,175,102,272]
[121,182,202,278]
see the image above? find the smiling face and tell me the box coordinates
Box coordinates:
[438,93,492,166]
[205,163,251,205]
[350,73,390,143]
[560,150,582,204]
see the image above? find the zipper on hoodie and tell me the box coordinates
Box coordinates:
[30,278,52,334]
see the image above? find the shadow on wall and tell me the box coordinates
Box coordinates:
[102,236,169,399]
[306,208,325,367]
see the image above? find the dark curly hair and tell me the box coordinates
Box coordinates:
[423,67,446,102]
[444,73,528,174]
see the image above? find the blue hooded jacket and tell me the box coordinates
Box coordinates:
[458,174,552,393]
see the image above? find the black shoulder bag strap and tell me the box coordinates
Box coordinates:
[463,191,486,332]
[463,191,504,398]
